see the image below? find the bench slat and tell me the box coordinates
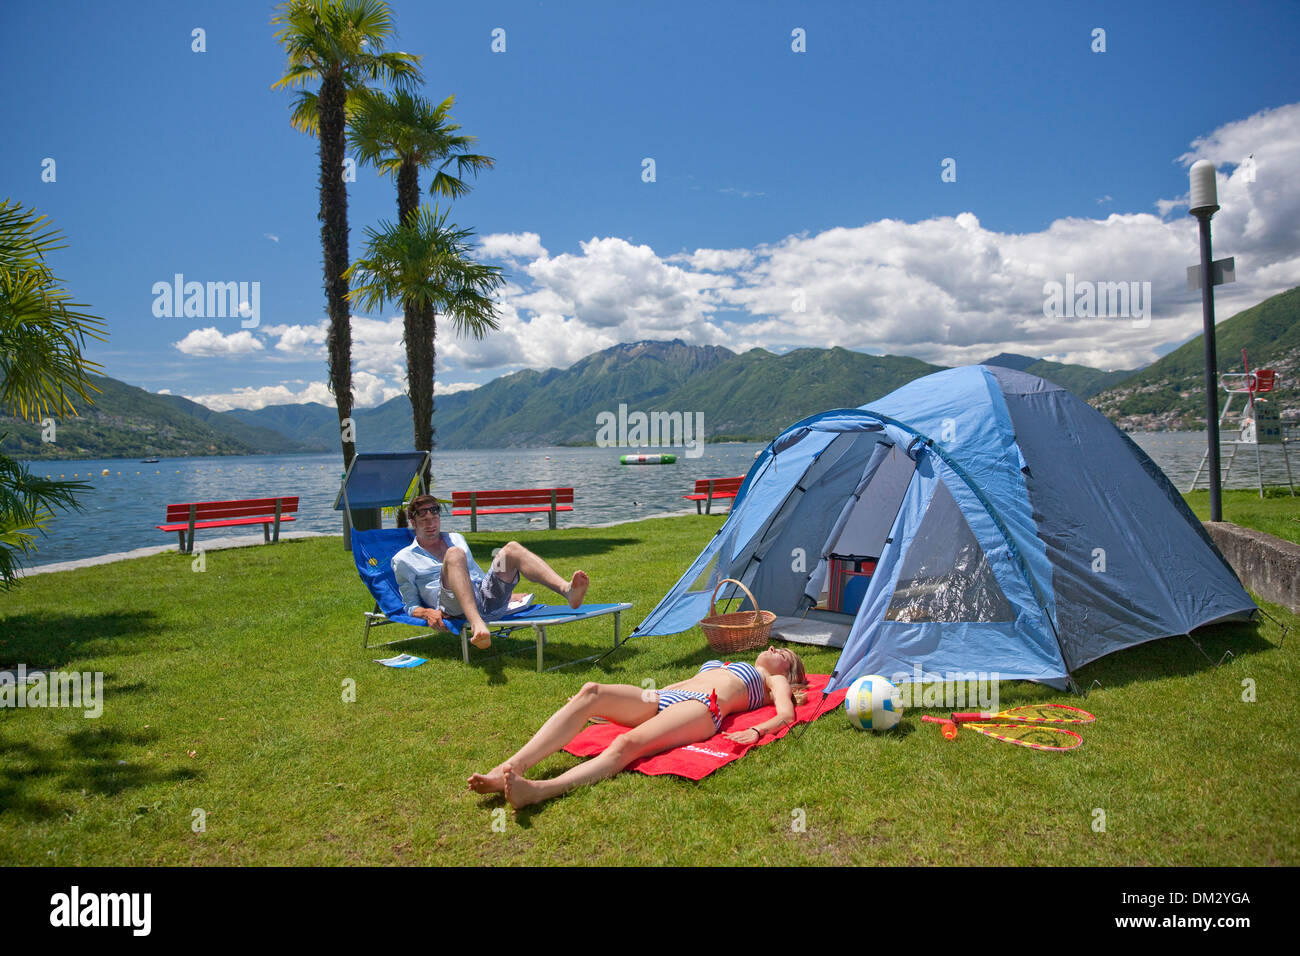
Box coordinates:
[165,497,299,521]
[159,496,299,552]
[450,505,574,517]
[450,487,574,532]
[682,476,744,514]
[157,515,298,532]
[451,489,573,506]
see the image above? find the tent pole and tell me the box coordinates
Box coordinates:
[1183,632,1216,665]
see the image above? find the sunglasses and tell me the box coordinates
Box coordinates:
[410,506,440,518]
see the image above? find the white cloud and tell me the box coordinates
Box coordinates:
[681,247,756,272]
[173,328,264,356]
[185,370,405,412]
[435,381,480,395]
[456,102,1300,373]
[263,321,327,355]
[480,231,548,263]
[175,102,1300,392]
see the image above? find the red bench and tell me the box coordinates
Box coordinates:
[157,496,299,553]
[451,487,574,532]
[683,476,745,514]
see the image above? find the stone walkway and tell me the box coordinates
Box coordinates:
[16,531,336,577]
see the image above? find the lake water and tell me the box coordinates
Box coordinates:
[18,433,1297,568]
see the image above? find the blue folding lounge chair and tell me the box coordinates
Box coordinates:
[352,527,633,672]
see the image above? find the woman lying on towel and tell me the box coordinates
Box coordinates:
[468,645,808,808]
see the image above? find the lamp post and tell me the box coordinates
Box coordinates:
[1189,159,1222,522]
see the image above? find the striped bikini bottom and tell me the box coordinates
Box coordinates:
[655,689,722,732]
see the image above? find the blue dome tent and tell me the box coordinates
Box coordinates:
[633,365,1257,691]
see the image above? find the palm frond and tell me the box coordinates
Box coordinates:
[0,199,107,421]
[345,204,505,336]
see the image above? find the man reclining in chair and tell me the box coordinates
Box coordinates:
[392,494,589,651]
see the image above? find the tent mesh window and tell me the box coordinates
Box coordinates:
[687,550,723,594]
[884,479,1016,623]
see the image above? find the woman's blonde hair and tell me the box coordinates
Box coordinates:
[772,647,809,706]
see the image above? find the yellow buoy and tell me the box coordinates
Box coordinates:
[101,469,109,476]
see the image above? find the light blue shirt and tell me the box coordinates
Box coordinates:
[391,533,487,616]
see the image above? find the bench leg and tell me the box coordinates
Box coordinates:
[263,522,271,544]
[535,625,547,672]
[696,500,703,514]
[177,531,186,551]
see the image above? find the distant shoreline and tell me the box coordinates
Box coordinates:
[12,428,1250,464]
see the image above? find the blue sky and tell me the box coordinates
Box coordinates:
[3,0,1299,411]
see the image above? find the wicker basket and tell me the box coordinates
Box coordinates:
[699,578,775,654]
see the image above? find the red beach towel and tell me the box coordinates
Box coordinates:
[563,674,847,781]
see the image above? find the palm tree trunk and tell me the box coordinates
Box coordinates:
[397,161,419,225]
[396,158,434,491]
[319,74,355,472]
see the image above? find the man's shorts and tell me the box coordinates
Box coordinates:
[437,550,519,621]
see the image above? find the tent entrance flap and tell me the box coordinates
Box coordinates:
[804,439,917,612]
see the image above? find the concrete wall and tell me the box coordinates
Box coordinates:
[1204,521,1300,614]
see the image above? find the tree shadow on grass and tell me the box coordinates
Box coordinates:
[388,622,635,683]
[0,723,199,822]
[0,610,165,669]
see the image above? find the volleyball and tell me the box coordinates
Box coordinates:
[845,675,903,731]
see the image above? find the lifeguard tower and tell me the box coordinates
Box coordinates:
[1188,351,1295,497]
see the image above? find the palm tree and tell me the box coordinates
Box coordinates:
[348,89,494,479]
[346,205,504,484]
[271,0,421,472]
[0,199,105,586]
[349,88,494,225]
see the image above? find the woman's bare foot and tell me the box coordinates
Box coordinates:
[467,765,507,794]
[503,764,546,809]
[469,622,492,649]
[565,570,589,609]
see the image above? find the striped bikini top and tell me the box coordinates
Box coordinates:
[698,660,767,711]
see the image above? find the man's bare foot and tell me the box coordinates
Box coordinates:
[467,766,507,794]
[502,764,545,809]
[565,570,589,610]
[470,622,492,649]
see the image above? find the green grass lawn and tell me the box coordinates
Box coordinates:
[2,515,1296,866]
[1184,486,1300,546]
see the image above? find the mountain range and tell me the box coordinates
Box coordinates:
[5,285,1296,460]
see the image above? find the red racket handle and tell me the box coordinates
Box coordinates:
[922,715,958,739]
[951,712,989,723]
